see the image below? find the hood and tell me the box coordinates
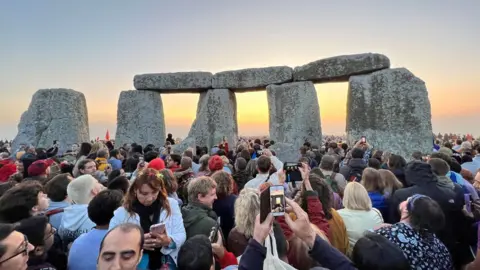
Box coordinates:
[405,161,436,186]
[348,158,366,169]
[61,204,94,231]
[182,202,216,229]
[47,200,70,211]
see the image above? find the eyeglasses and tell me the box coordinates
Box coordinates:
[0,235,29,264]
[44,226,56,241]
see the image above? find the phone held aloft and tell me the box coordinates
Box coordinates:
[283,162,302,188]
[269,185,285,217]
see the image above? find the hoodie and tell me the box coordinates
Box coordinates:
[46,200,70,230]
[182,202,218,239]
[58,204,95,247]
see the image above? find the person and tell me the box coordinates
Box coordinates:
[387,154,407,187]
[72,142,92,177]
[174,157,195,198]
[337,182,384,255]
[0,181,49,223]
[378,169,403,197]
[376,194,452,269]
[166,134,175,145]
[95,149,110,172]
[428,158,455,189]
[14,216,56,270]
[339,148,366,182]
[183,149,200,175]
[158,169,182,206]
[182,176,218,239]
[197,155,210,177]
[166,154,181,172]
[25,159,54,184]
[108,149,123,171]
[211,171,237,240]
[107,176,130,195]
[360,168,388,219]
[0,224,35,270]
[232,157,252,192]
[109,168,185,269]
[76,158,96,176]
[59,175,104,247]
[320,155,347,195]
[44,174,73,229]
[207,156,224,176]
[68,190,123,270]
[244,151,283,189]
[97,223,144,270]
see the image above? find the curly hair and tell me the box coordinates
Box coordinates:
[211,170,233,199]
[234,188,259,238]
[158,169,178,194]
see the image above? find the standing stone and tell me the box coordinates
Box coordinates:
[293,53,390,83]
[115,90,166,148]
[12,89,89,153]
[174,89,237,154]
[134,72,212,92]
[346,68,433,159]
[267,81,322,161]
[212,66,293,91]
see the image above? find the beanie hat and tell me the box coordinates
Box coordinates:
[208,156,223,172]
[148,158,165,171]
[0,160,16,182]
[27,159,54,177]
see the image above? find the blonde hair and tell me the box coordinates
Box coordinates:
[221,156,230,166]
[67,175,97,204]
[343,182,372,211]
[234,188,259,238]
[361,168,385,193]
[90,142,104,155]
[379,169,403,194]
[187,176,217,203]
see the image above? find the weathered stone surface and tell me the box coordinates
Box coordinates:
[174,89,238,153]
[134,72,213,92]
[346,68,432,159]
[267,81,322,161]
[12,89,89,153]
[115,90,166,147]
[212,66,293,91]
[270,143,301,163]
[293,53,390,83]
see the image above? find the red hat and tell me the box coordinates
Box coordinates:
[0,160,16,182]
[148,158,165,171]
[27,159,54,177]
[208,156,224,172]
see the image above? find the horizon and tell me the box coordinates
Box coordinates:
[1,1,478,140]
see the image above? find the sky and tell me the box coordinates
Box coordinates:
[0,1,479,140]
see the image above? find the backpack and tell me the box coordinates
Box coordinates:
[347,167,363,182]
[325,173,339,193]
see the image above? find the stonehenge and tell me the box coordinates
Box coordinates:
[13,52,433,161]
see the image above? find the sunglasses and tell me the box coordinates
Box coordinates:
[0,235,29,264]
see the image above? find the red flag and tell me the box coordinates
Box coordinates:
[105,130,110,141]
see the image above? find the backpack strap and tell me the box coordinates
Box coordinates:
[264,174,272,183]
[45,208,64,217]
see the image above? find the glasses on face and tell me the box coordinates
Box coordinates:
[44,226,56,241]
[0,235,29,264]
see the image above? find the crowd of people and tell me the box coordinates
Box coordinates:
[0,133,479,270]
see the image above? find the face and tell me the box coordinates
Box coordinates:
[398,198,410,220]
[71,144,79,152]
[42,223,55,253]
[0,231,34,270]
[198,188,217,208]
[136,184,159,206]
[166,156,174,168]
[81,161,97,175]
[35,192,49,213]
[93,180,106,196]
[120,169,125,176]
[15,161,24,173]
[98,229,142,270]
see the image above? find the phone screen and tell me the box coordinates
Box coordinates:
[361,136,366,143]
[150,223,166,234]
[283,162,302,188]
[269,185,285,217]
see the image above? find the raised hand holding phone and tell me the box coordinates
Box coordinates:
[284,198,316,248]
[299,163,312,191]
[253,213,274,245]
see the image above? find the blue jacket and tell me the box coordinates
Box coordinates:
[108,157,122,170]
[368,191,388,219]
[58,204,96,247]
[46,200,70,230]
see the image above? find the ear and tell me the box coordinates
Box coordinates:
[34,246,45,256]
[31,205,39,213]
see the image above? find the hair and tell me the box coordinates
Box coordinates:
[144,151,159,163]
[100,223,144,252]
[177,235,213,270]
[187,176,217,203]
[411,151,423,161]
[124,168,171,217]
[15,215,49,247]
[158,169,178,194]
[320,155,335,171]
[88,189,123,226]
[388,154,406,170]
[0,181,16,197]
[428,158,450,176]
[378,169,403,195]
[361,168,385,193]
[240,149,251,162]
[352,232,410,270]
[342,182,372,211]
[0,224,15,259]
[407,195,445,233]
[8,173,23,184]
[97,149,109,159]
[256,156,271,174]
[67,175,97,205]
[107,176,130,195]
[180,157,192,171]
[0,181,43,223]
[90,142,105,155]
[125,157,140,173]
[211,171,233,199]
[450,160,462,173]
[310,167,325,178]
[461,155,473,164]
[198,155,210,172]
[444,142,453,149]
[132,144,143,154]
[109,149,119,159]
[234,157,247,171]
[77,142,92,159]
[169,154,181,166]
[234,188,259,238]
[183,149,193,159]
[351,148,365,159]
[108,169,122,182]
[368,158,381,169]
[77,159,95,173]
[44,173,71,202]
[298,174,333,219]
[372,150,383,162]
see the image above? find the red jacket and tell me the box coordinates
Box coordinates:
[217,250,238,268]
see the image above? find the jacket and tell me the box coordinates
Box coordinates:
[339,158,366,180]
[212,194,237,239]
[95,157,108,172]
[367,191,388,220]
[108,157,122,170]
[227,227,250,257]
[58,204,96,247]
[182,202,218,239]
[109,197,186,265]
[232,170,252,191]
[46,200,70,229]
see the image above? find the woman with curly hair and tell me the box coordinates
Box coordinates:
[211,170,237,239]
[158,169,182,206]
[109,168,186,269]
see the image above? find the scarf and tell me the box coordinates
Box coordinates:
[132,199,162,269]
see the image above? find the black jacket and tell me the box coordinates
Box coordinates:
[339,158,366,179]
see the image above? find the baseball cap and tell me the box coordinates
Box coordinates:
[27,159,54,177]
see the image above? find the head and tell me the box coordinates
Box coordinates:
[97,223,144,270]
[14,216,54,260]
[342,182,372,211]
[166,154,181,169]
[27,159,54,178]
[198,155,210,172]
[367,158,381,170]
[147,158,166,171]
[88,190,123,227]
[319,155,335,171]
[234,188,260,238]
[107,176,130,195]
[411,151,423,161]
[299,174,333,219]
[44,173,73,202]
[256,156,272,174]
[378,169,403,192]
[211,171,233,200]
[428,158,450,177]
[177,235,214,270]
[387,154,407,170]
[90,142,105,155]
[0,181,49,223]
[78,142,92,157]
[180,157,193,171]
[208,156,223,173]
[158,169,178,194]
[124,169,171,216]
[97,149,109,159]
[456,139,462,146]
[361,168,385,193]
[398,194,445,233]
[187,176,217,208]
[352,232,410,270]
[67,175,104,205]
[143,151,159,163]
[351,148,365,159]
[110,149,120,160]
[0,224,34,270]
[78,159,97,176]
[183,149,194,159]
[234,157,247,172]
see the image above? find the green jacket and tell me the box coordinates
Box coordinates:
[182,202,218,239]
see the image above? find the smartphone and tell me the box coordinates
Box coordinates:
[150,223,166,234]
[283,162,302,188]
[209,217,221,243]
[260,187,271,223]
[269,185,286,217]
[361,136,366,144]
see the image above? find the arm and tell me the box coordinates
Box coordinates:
[270,155,283,171]
[217,250,238,269]
[161,198,186,255]
[309,235,357,270]
[238,239,267,270]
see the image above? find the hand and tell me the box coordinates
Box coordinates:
[299,163,312,191]
[278,169,286,185]
[143,233,156,251]
[211,230,225,259]
[284,198,316,248]
[253,213,274,245]
[150,232,171,247]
